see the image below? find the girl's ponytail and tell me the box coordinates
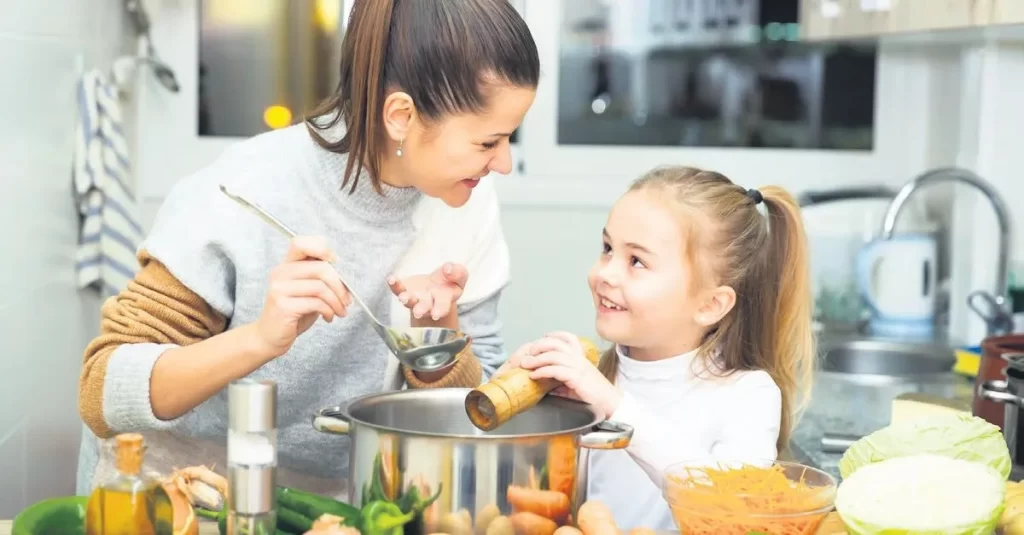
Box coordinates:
[760,186,815,453]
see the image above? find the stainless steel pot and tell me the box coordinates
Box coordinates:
[979,353,1024,468]
[312,388,633,533]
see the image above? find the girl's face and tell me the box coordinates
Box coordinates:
[393,84,536,208]
[588,190,705,359]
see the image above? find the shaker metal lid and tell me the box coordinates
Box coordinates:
[228,465,276,514]
[229,379,277,433]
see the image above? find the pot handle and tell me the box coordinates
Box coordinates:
[579,420,633,450]
[979,380,1024,407]
[312,406,351,435]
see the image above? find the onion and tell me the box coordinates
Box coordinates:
[161,479,198,535]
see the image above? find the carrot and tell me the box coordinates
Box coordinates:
[509,512,557,535]
[553,527,583,535]
[576,501,619,535]
[506,485,571,522]
[546,435,576,498]
[626,530,655,535]
[664,462,834,535]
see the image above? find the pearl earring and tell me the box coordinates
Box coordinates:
[396,138,404,157]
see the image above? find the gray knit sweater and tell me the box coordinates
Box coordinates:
[76,124,506,497]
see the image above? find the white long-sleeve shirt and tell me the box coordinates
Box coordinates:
[586,345,783,530]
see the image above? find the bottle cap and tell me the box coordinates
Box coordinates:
[114,433,145,475]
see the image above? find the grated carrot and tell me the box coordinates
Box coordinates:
[664,462,835,535]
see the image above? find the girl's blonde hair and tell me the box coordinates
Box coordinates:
[597,166,815,454]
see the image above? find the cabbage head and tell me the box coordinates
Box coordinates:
[838,413,1011,480]
[836,454,1005,535]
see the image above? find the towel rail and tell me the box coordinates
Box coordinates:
[123,0,180,94]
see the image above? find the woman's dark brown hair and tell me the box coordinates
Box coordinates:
[306,0,540,194]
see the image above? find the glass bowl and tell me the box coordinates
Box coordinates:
[663,459,838,535]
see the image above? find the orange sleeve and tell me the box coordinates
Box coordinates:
[78,249,227,438]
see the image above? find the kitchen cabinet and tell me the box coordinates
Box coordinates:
[801,0,1024,41]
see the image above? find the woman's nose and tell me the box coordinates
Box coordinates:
[488,142,514,175]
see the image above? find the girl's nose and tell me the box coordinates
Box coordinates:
[597,260,622,286]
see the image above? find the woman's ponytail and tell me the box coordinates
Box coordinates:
[307,0,395,194]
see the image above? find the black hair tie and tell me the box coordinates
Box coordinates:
[746,188,763,205]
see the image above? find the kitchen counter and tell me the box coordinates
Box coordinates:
[787,372,977,480]
[0,519,222,534]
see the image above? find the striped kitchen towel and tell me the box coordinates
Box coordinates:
[73,70,144,297]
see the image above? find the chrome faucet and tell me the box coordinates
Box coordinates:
[880,167,1012,334]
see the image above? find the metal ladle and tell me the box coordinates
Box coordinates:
[219,185,468,372]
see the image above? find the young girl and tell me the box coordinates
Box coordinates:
[505,166,815,530]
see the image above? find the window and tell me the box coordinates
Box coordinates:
[556,0,877,150]
[198,0,345,137]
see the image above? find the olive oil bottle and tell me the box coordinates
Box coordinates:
[86,433,174,535]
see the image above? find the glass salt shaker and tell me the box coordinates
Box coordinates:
[227,379,278,535]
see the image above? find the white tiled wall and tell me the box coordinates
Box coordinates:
[0,0,131,517]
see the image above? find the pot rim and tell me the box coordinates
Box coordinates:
[324,387,608,440]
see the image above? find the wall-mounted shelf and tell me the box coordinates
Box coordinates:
[801,0,1024,45]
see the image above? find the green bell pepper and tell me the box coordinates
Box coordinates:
[12,496,89,535]
[276,487,360,527]
[361,500,415,535]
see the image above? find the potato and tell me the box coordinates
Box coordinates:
[553,528,582,535]
[476,504,501,535]
[486,515,515,535]
[459,510,474,530]
[439,509,473,535]
[1005,493,1024,528]
[1005,513,1024,535]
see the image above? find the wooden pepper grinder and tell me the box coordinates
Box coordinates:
[465,337,602,431]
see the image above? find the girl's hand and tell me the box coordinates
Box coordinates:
[492,341,538,378]
[255,236,352,358]
[518,331,622,419]
[387,262,468,321]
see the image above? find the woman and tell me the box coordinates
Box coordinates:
[75,0,539,497]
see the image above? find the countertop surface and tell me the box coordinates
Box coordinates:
[787,370,977,480]
[0,521,678,535]
[0,519,222,534]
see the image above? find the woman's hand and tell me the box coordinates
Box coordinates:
[517,331,622,419]
[255,236,352,358]
[387,262,468,321]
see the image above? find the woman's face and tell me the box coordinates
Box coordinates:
[396,84,536,207]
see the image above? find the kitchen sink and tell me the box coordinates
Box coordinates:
[802,336,965,452]
[819,338,956,377]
